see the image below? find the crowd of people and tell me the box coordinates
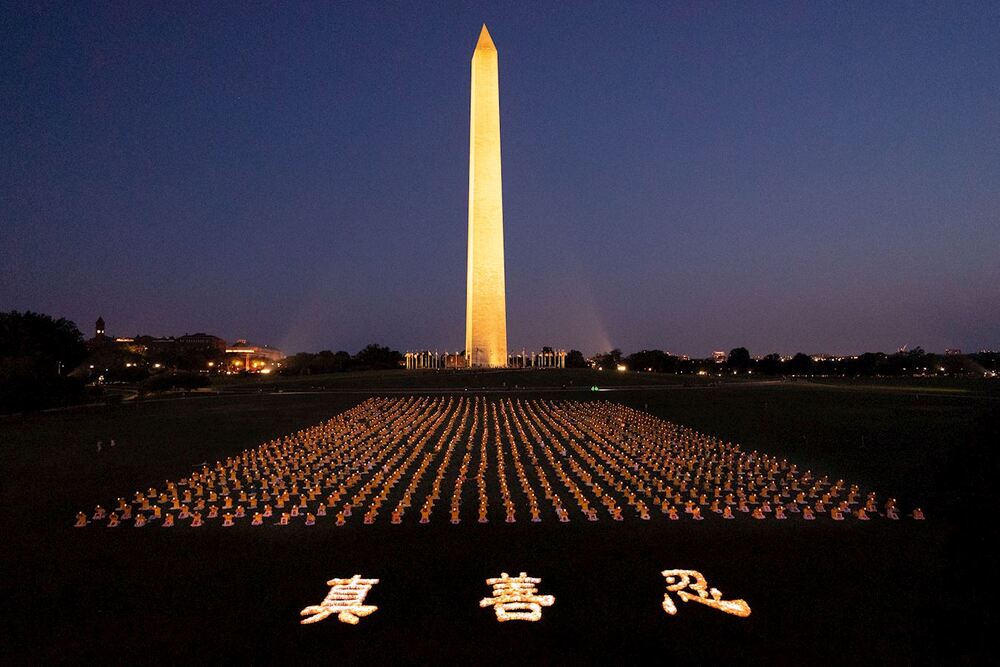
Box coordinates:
[76,396,925,529]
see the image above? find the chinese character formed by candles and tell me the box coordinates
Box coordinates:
[480,571,555,622]
[300,575,380,625]
[660,569,750,617]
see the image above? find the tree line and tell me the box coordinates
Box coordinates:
[0,311,88,413]
[0,311,408,413]
[281,345,403,375]
[591,347,999,377]
[2,310,996,413]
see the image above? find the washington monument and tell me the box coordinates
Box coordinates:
[465,24,508,368]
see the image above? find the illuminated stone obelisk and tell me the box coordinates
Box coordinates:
[465,24,508,368]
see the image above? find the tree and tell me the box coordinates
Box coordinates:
[353,344,403,370]
[757,353,782,375]
[727,347,751,372]
[592,349,622,370]
[282,350,352,375]
[626,349,677,373]
[851,352,884,376]
[83,345,148,382]
[146,342,224,373]
[565,350,588,368]
[0,311,88,413]
[970,351,999,373]
[787,353,813,375]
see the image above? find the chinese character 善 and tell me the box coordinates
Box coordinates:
[480,571,555,622]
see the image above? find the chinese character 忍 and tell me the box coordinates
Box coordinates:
[661,569,750,617]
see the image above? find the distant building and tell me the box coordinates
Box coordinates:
[86,316,111,351]
[133,333,227,354]
[175,333,227,351]
[713,351,727,364]
[85,315,280,372]
[945,348,962,356]
[225,340,284,373]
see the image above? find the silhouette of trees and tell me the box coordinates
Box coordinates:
[626,349,679,373]
[146,345,224,373]
[281,345,403,374]
[284,350,352,375]
[727,347,752,372]
[757,353,782,375]
[591,348,622,369]
[353,344,403,370]
[0,311,87,413]
[787,353,814,375]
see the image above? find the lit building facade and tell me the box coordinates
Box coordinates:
[225,340,284,373]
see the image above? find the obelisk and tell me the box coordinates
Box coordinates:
[465,24,508,368]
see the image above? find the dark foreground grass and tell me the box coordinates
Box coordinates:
[1,377,992,664]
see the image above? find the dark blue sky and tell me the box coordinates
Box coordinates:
[3,2,998,356]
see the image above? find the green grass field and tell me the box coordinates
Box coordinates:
[1,370,991,663]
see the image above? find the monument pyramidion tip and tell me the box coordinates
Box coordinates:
[475,24,496,52]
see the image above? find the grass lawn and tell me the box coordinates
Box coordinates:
[1,371,991,663]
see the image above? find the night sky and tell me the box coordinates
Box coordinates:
[3,2,998,356]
